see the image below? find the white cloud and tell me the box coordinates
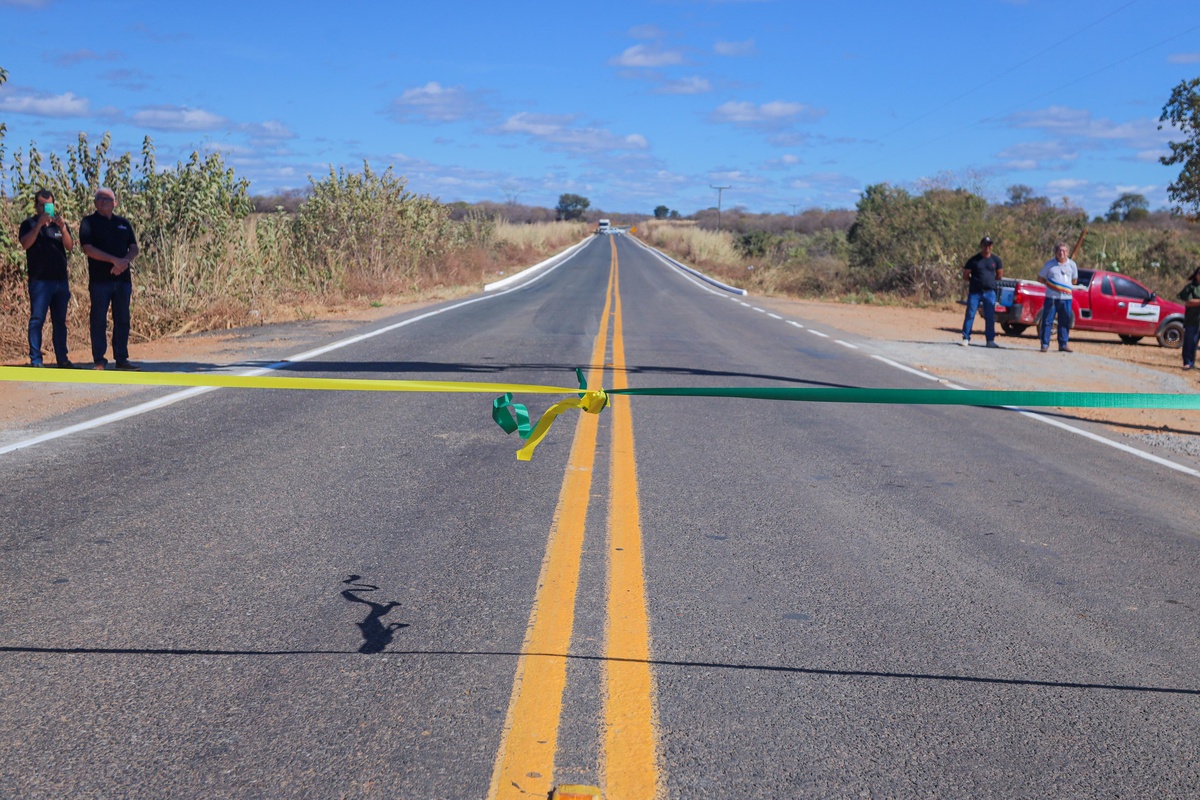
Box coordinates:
[1167,52,1200,64]
[50,49,121,66]
[243,120,295,141]
[130,105,227,131]
[498,112,648,155]
[1003,106,1169,150]
[657,76,711,95]
[389,82,488,124]
[711,100,824,129]
[629,24,666,39]
[714,39,756,57]
[763,154,802,170]
[1046,178,1089,191]
[609,44,685,68]
[0,89,90,117]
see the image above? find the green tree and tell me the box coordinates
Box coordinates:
[1105,192,1149,222]
[1005,184,1048,207]
[555,193,590,221]
[654,204,669,219]
[1159,76,1200,216]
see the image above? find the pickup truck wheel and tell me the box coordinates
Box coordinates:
[1118,334,1143,344]
[1156,320,1185,348]
[1001,322,1028,336]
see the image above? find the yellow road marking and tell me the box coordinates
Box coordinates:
[603,238,662,799]
[487,256,616,800]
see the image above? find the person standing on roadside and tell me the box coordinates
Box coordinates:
[1037,242,1079,353]
[1177,266,1200,371]
[961,235,1003,348]
[18,188,75,368]
[79,187,140,371]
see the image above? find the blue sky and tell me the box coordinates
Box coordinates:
[2,0,1199,217]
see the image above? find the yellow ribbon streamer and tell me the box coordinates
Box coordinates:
[515,390,610,462]
[0,366,578,396]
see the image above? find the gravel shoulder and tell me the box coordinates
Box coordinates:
[756,295,1200,462]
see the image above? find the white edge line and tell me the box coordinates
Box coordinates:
[482,236,593,291]
[1,238,594,456]
[868,355,1200,478]
[627,236,748,296]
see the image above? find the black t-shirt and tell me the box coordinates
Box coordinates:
[964,253,1002,293]
[79,211,137,284]
[18,216,70,282]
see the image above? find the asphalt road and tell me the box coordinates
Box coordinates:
[1,235,1197,799]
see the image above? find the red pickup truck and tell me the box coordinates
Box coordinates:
[996,268,1186,347]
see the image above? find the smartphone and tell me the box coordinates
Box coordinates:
[44,202,55,218]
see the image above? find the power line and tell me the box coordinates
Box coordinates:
[856,19,1200,177]
[848,0,1141,157]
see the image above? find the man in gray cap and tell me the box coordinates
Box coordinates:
[960,235,1003,348]
[79,187,140,370]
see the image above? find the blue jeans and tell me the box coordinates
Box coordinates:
[1183,323,1199,368]
[962,289,997,342]
[90,281,133,365]
[28,280,71,365]
[1041,297,1072,348]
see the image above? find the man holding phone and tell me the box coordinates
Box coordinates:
[80,186,139,370]
[18,188,75,368]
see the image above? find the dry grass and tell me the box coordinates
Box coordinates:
[2,220,591,363]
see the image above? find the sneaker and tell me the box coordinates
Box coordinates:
[29,362,44,368]
[1059,345,1073,353]
[1040,346,1049,352]
[986,341,1000,349]
[960,339,970,347]
[55,360,75,369]
[114,360,141,371]
[93,361,106,370]
[1184,364,1194,371]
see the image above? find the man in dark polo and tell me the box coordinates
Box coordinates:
[79,187,140,370]
[18,188,75,367]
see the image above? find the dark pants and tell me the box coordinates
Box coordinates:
[1040,297,1072,349]
[90,281,132,365]
[1184,323,1199,368]
[962,289,997,342]
[28,279,71,365]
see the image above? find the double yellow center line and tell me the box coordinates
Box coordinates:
[488,239,660,799]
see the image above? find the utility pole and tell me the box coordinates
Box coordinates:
[789,203,800,233]
[710,184,730,231]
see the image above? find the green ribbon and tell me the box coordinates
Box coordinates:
[605,386,1200,409]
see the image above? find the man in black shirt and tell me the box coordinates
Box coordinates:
[961,236,1004,348]
[79,187,140,370]
[18,188,75,367]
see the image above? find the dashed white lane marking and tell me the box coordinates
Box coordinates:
[787,321,805,329]
[835,340,859,349]
[740,302,752,307]
[808,329,829,338]
[767,313,783,320]
[752,307,767,313]
[869,356,1200,478]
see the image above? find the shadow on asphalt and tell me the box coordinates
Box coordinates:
[0,646,1195,696]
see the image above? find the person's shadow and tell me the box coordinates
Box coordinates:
[341,575,408,654]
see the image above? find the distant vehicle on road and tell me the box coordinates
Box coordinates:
[597,219,610,234]
[996,268,1186,347]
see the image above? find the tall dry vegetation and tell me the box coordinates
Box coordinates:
[645,184,1200,305]
[0,131,585,360]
